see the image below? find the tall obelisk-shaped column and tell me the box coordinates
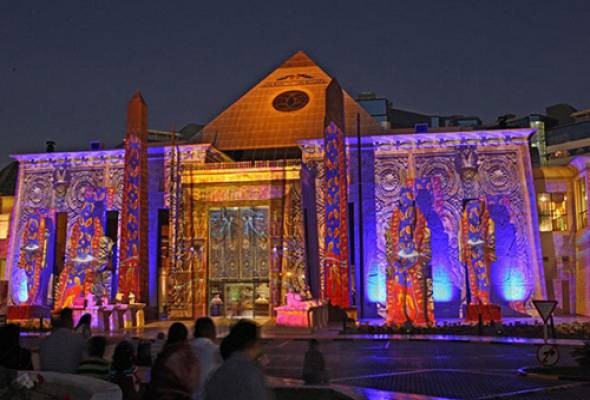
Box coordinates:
[323,79,350,308]
[118,92,149,302]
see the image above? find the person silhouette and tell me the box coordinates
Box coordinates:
[302,339,328,385]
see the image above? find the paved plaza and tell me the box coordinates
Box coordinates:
[89,319,589,398]
[261,339,590,399]
[21,319,590,399]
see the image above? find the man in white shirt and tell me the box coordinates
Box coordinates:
[191,317,222,400]
[39,308,87,373]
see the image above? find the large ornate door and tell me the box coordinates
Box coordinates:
[208,207,270,317]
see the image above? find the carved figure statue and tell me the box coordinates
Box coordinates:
[55,188,105,308]
[459,198,496,305]
[62,277,83,308]
[14,213,50,305]
[90,236,114,304]
[385,184,434,326]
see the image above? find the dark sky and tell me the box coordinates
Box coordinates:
[1,1,589,165]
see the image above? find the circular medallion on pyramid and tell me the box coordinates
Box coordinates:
[272,90,309,112]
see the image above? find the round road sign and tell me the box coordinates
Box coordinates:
[536,344,559,367]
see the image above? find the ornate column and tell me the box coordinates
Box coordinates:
[118,92,149,302]
[323,79,350,308]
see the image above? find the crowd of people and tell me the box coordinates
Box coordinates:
[0,308,329,400]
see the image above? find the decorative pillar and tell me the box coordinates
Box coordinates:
[118,92,149,302]
[323,79,350,308]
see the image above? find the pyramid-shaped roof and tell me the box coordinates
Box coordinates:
[195,51,384,150]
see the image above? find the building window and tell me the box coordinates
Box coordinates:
[0,214,9,239]
[537,193,568,232]
[576,178,588,230]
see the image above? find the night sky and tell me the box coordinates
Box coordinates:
[1,1,589,165]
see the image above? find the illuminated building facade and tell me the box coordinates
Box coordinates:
[534,156,590,316]
[5,52,551,321]
[0,162,17,281]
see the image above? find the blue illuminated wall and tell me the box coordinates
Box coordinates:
[488,198,533,315]
[147,151,166,307]
[415,184,458,316]
[8,147,188,311]
[348,145,380,317]
[301,129,546,319]
[7,151,127,308]
[9,127,545,320]
[11,212,55,306]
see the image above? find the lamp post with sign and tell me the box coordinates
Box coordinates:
[532,299,559,367]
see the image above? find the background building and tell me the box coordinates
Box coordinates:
[534,156,590,315]
[545,108,590,166]
[355,92,483,133]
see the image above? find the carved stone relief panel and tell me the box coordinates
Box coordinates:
[374,156,409,293]
[479,152,519,196]
[479,151,534,308]
[65,170,105,212]
[414,153,465,297]
[22,172,54,209]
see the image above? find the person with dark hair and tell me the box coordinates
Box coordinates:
[166,322,188,346]
[205,319,274,400]
[109,341,143,400]
[39,308,86,373]
[302,339,328,385]
[151,331,166,361]
[75,313,92,339]
[193,318,215,342]
[77,336,110,379]
[191,317,221,400]
[0,324,33,370]
[59,308,74,329]
[145,322,199,400]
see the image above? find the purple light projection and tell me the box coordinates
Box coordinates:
[300,128,545,318]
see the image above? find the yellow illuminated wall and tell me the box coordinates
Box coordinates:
[0,195,14,280]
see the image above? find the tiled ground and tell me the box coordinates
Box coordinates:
[335,370,560,399]
[262,339,582,399]
[22,320,587,399]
